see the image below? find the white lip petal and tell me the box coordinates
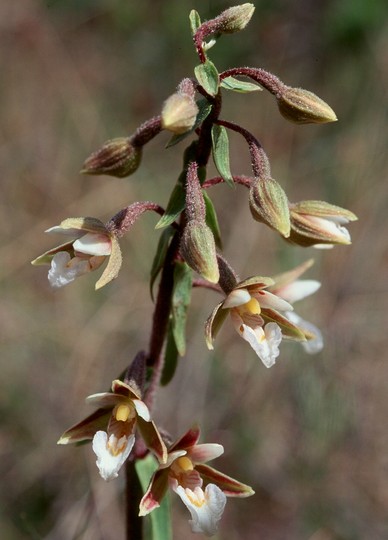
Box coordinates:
[92,431,135,481]
[73,233,111,256]
[174,484,227,537]
[238,322,282,368]
[48,252,90,288]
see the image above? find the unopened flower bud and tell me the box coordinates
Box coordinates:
[217,4,255,34]
[180,221,219,283]
[81,137,142,178]
[289,200,357,247]
[161,93,199,135]
[277,87,337,124]
[249,177,290,237]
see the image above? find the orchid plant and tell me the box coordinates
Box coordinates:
[33,4,356,538]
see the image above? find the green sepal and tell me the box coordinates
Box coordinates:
[171,262,193,356]
[155,177,186,230]
[211,124,234,188]
[203,190,222,249]
[161,321,179,386]
[189,10,201,35]
[166,99,212,149]
[150,227,175,301]
[135,455,173,540]
[194,60,219,97]
[220,76,262,93]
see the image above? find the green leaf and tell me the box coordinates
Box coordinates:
[155,179,186,229]
[171,262,192,356]
[166,98,212,148]
[161,321,179,386]
[135,455,172,540]
[211,124,234,188]
[189,9,201,35]
[150,227,175,301]
[203,190,222,249]
[194,60,219,97]
[220,76,262,93]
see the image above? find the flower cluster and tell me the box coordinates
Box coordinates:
[33,4,357,537]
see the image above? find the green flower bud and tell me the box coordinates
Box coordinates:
[277,87,337,125]
[81,137,142,178]
[218,4,255,34]
[289,200,357,247]
[161,93,199,135]
[249,177,291,237]
[180,221,219,283]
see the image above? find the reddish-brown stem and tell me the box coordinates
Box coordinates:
[196,92,222,167]
[220,67,285,97]
[131,116,162,147]
[147,233,180,368]
[202,175,253,189]
[216,119,271,178]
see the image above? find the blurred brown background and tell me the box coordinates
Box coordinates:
[1,1,388,539]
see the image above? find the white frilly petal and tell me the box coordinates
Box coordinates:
[238,322,282,368]
[48,252,90,288]
[73,232,111,256]
[285,311,323,354]
[92,431,135,481]
[174,484,227,537]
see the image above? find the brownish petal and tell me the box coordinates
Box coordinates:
[139,468,170,516]
[195,464,254,497]
[57,408,111,444]
[31,241,74,265]
[235,276,274,290]
[95,236,122,289]
[111,379,142,400]
[170,425,201,452]
[269,259,314,291]
[205,301,228,349]
[59,217,108,234]
[137,417,168,464]
[262,308,306,340]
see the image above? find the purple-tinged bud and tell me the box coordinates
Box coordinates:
[161,93,199,135]
[249,177,291,237]
[81,137,142,178]
[289,200,357,247]
[180,221,219,283]
[217,3,255,34]
[277,87,337,125]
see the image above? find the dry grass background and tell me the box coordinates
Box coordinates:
[1,1,388,539]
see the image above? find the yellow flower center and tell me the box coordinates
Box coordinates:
[115,403,132,422]
[176,456,194,472]
[244,297,261,315]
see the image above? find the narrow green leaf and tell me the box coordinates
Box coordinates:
[166,98,212,148]
[203,190,222,249]
[155,181,186,229]
[189,10,201,35]
[150,227,175,300]
[161,321,179,386]
[211,124,234,188]
[220,76,262,93]
[135,455,173,540]
[172,262,192,356]
[194,60,219,97]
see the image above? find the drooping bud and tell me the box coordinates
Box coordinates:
[289,200,357,247]
[249,177,291,237]
[81,137,142,178]
[277,87,337,124]
[161,93,199,135]
[180,220,219,283]
[217,3,255,34]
